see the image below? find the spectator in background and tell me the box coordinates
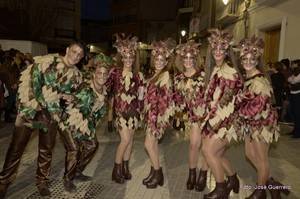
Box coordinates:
[288,60,300,138]
[280,58,292,80]
[270,62,287,119]
[0,79,5,126]
[0,55,19,122]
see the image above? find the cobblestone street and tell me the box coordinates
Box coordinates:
[0,122,299,199]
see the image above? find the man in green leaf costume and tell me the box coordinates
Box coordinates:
[0,42,84,198]
[56,53,110,192]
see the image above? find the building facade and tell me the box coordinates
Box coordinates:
[0,0,81,52]
[177,0,300,61]
[110,0,177,43]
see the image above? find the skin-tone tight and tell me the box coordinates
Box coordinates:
[144,133,160,169]
[245,137,270,185]
[189,123,209,170]
[115,127,135,164]
[202,135,236,182]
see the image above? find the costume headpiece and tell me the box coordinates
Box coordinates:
[239,36,264,59]
[113,33,138,58]
[208,28,233,51]
[94,53,113,68]
[176,40,201,58]
[151,38,176,58]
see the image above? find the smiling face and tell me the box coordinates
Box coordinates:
[65,44,84,66]
[242,53,258,72]
[94,66,108,86]
[183,53,196,70]
[122,54,135,69]
[154,55,167,71]
[212,42,227,63]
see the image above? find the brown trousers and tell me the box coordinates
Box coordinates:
[60,130,99,181]
[0,116,99,186]
[0,115,57,186]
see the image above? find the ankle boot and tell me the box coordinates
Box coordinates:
[195,169,207,192]
[226,173,239,194]
[267,177,290,199]
[75,172,93,182]
[246,189,266,199]
[146,168,164,189]
[112,163,125,184]
[63,180,77,193]
[122,160,132,180]
[143,166,154,185]
[0,183,9,199]
[37,182,51,196]
[204,182,228,199]
[186,168,196,190]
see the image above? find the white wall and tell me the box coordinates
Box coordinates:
[0,40,48,56]
[227,0,300,60]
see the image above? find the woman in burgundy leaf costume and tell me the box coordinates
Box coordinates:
[107,34,145,184]
[142,38,176,189]
[202,29,243,199]
[237,36,290,199]
[174,40,209,192]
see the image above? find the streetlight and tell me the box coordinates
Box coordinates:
[222,0,229,5]
[179,30,187,44]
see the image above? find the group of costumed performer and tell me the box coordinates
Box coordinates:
[0,30,292,199]
[199,29,290,199]
[0,42,113,198]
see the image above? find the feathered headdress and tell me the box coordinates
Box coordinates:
[208,28,233,50]
[239,36,264,59]
[113,33,138,58]
[176,40,201,57]
[151,38,176,58]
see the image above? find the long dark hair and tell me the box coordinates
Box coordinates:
[149,54,174,84]
[174,53,203,74]
[204,46,242,87]
[115,51,140,75]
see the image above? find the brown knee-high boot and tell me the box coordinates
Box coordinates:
[0,125,32,198]
[75,136,99,182]
[36,121,58,196]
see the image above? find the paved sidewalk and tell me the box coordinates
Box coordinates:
[0,122,299,199]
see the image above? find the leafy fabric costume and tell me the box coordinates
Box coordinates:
[17,54,82,131]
